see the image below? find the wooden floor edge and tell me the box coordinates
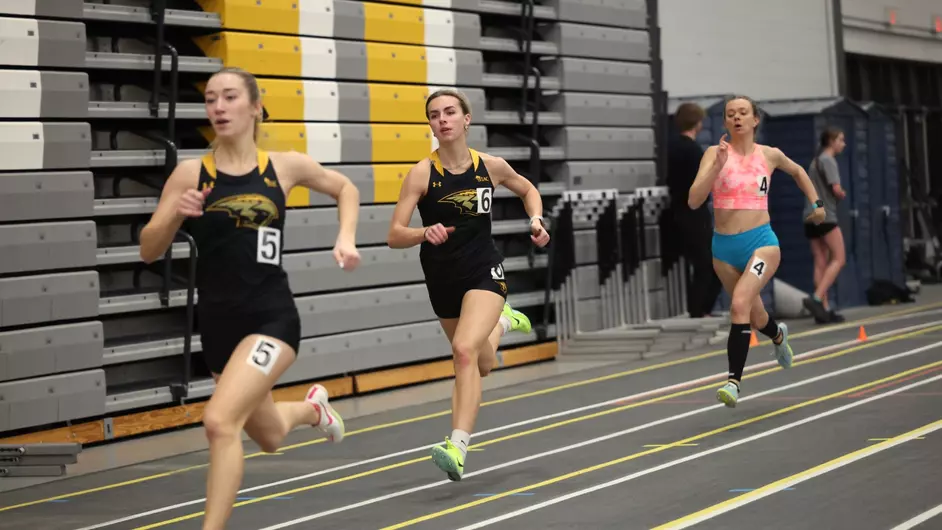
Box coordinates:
[0,341,556,445]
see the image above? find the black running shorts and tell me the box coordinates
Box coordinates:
[425,265,509,319]
[804,222,838,240]
[198,304,301,374]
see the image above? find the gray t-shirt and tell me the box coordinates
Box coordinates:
[802,153,841,224]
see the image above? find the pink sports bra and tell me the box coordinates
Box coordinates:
[712,145,771,210]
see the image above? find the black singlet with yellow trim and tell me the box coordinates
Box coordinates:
[417,148,503,282]
[185,149,295,312]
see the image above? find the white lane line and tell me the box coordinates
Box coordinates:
[889,503,942,530]
[255,341,942,530]
[72,320,941,530]
[455,374,942,530]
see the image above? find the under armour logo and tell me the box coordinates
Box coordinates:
[432,181,442,188]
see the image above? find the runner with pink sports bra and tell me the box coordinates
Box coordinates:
[688,94,826,408]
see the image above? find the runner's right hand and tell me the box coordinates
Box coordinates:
[424,223,455,245]
[177,187,213,218]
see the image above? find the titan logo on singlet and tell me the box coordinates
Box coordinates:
[438,188,493,215]
[206,193,280,229]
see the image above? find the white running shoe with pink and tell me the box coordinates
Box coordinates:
[304,384,345,443]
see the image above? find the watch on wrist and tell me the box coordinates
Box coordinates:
[813,199,824,209]
[530,215,546,228]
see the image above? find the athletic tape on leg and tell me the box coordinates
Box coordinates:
[749,256,767,279]
[247,337,282,376]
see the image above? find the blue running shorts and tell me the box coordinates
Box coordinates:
[712,223,779,272]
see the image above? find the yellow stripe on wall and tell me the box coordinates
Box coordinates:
[286,186,312,207]
[257,123,308,154]
[196,0,300,35]
[256,79,306,122]
[194,32,303,77]
[363,3,425,45]
[366,43,427,84]
[371,125,434,163]
[368,84,428,123]
[373,164,413,203]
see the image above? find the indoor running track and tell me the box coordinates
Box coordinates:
[3,307,942,530]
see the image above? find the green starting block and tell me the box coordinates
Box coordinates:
[0,443,82,477]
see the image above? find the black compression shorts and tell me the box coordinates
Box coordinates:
[804,222,838,240]
[198,304,301,374]
[425,265,508,319]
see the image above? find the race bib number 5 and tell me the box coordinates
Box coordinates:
[257,226,281,265]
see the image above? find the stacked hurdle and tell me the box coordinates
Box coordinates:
[541,188,727,359]
[0,443,82,477]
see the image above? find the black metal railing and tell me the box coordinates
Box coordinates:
[538,202,574,341]
[149,0,197,401]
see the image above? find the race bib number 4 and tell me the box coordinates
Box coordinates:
[756,175,769,196]
[750,256,767,278]
[257,226,281,265]
[476,187,492,214]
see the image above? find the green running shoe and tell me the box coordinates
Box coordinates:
[502,303,531,334]
[430,438,465,481]
[716,381,740,408]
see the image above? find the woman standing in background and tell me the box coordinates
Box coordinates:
[802,127,848,324]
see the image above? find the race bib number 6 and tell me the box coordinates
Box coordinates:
[476,187,492,214]
[257,226,281,265]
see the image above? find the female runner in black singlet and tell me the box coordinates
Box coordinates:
[139,67,360,529]
[387,89,551,481]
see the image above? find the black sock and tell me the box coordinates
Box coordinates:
[727,322,752,383]
[759,317,781,344]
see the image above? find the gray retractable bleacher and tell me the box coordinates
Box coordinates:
[0,0,666,447]
[0,6,98,469]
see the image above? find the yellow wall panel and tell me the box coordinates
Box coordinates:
[371,125,432,163]
[363,3,425,45]
[368,84,427,123]
[256,79,305,121]
[373,164,413,203]
[286,186,312,207]
[257,124,308,153]
[365,43,426,84]
[195,32,302,77]
[196,0,300,34]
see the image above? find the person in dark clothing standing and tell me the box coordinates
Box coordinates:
[667,102,722,318]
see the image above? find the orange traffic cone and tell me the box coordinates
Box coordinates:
[857,325,868,341]
[750,330,759,346]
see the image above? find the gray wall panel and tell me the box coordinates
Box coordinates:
[550,23,649,62]
[552,57,651,94]
[574,230,597,266]
[0,221,96,274]
[39,71,88,118]
[576,298,602,332]
[453,12,481,48]
[284,321,449,384]
[36,20,85,68]
[0,369,105,431]
[296,284,434,337]
[455,50,484,85]
[333,0,365,41]
[335,41,368,80]
[0,171,94,222]
[0,322,103,382]
[551,0,647,29]
[554,93,652,127]
[339,82,371,122]
[554,161,656,192]
[284,205,420,250]
[553,127,655,160]
[0,271,99,327]
[41,122,91,169]
[575,265,600,300]
[284,246,423,294]
[37,0,84,19]
[340,124,373,163]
